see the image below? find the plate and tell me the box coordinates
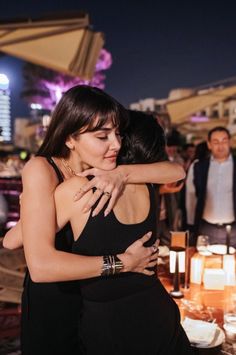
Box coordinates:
[207,244,235,255]
[192,327,225,349]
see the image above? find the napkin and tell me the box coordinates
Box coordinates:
[182,317,217,346]
[158,246,169,257]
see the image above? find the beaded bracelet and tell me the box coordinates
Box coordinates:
[101,255,124,276]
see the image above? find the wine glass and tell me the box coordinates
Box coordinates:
[224,296,236,343]
[196,235,211,256]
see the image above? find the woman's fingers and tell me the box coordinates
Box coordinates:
[122,232,161,276]
[147,260,157,268]
[74,177,123,215]
[142,269,155,276]
[82,188,104,213]
[91,191,112,217]
[139,232,152,245]
[73,180,95,201]
[149,251,158,261]
[104,188,120,217]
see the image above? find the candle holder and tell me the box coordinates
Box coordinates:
[169,246,185,298]
[226,225,232,255]
[170,231,189,289]
[184,230,190,289]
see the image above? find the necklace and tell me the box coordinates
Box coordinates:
[60,158,78,176]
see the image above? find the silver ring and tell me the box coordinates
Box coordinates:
[104,191,111,198]
[152,245,158,253]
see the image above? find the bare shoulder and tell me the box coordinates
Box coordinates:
[54,176,92,218]
[56,176,88,195]
[22,156,52,175]
[22,156,58,189]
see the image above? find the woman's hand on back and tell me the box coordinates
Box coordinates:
[119,232,159,276]
[73,168,127,217]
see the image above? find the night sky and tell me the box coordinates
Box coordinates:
[1,1,236,120]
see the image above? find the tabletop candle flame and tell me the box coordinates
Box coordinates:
[226,225,232,254]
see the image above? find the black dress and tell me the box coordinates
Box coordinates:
[21,158,81,355]
[72,184,193,355]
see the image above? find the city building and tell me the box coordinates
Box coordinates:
[0,74,11,142]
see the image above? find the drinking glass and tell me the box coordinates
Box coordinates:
[223,294,236,343]
[196,235,211,255]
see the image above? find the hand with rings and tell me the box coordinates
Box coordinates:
[73,184,113,216]
[73,168,126,217]
[103,191,111,198]
[152,244,158,253]
[123,232,159,275]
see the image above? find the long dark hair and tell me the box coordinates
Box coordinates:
[118,110,167,164]
[37,85,128,158]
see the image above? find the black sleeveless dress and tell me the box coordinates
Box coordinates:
[21,158,81,355]
[72,184,193,355]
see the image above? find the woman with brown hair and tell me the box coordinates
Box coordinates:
[4,86,185,354]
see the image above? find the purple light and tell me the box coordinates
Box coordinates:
[190,116,209,122]
[26,49,113,111]
[95,49,112,71]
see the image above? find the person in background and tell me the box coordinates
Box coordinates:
[181,143,196,172]
[165,136,184,165]
[3,86,185,355]
[186,126,236,246]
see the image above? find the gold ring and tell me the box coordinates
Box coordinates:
[104,191,111,198]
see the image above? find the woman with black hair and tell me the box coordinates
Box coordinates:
[54,110,192,354]
[4,88,185,354]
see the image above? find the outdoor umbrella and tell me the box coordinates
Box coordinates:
[167,85,236,124]
[0,12,104,80]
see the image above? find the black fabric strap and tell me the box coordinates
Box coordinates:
[46,157,64,183]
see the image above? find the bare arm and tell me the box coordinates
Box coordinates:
[159,181,184,194]
[118,161,185,184]
[21,158,157,283]
[74,161,186,215]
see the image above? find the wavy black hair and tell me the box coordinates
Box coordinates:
[118,110,167,164]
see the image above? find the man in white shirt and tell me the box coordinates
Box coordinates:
[186,126,236,247]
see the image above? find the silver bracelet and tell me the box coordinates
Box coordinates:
[101,255,124,276]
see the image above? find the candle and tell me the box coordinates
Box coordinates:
[190,255,204,284]
[203,268,225,290]
[223,254,236,286]
[226,225,232,254]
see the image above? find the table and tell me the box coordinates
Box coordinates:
[158,255,236,354]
